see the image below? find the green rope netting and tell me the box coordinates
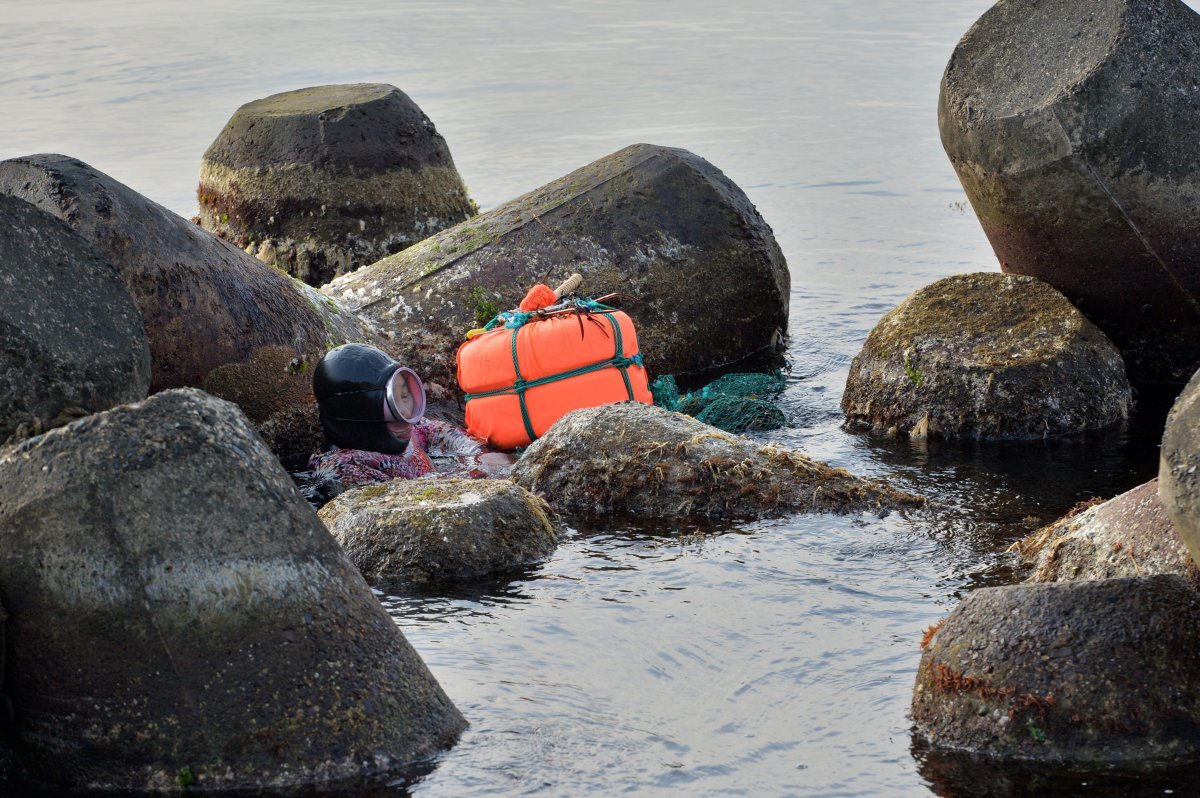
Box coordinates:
[651,371,787,433]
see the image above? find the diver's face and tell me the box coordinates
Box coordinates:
[383,368,426,444]
[391,375,415,418]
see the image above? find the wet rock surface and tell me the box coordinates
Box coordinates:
[1016,479,1198,585]
[319,478,557,590]
[0,154,384,464]
[198,83,475,286]
[940,0,1200,387]
[913,575,1200,764]
[0,154,377,391]
[511,402,921,523]
[0,194,150,442]
[842,272,1131,440]
[0,389,464,792]
[323,143,790,391]
[1160,368,1200,568]
[199,344,324,470]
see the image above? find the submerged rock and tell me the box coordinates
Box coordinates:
[0,194,150,442]
[197,84,475,287]
[1016,479,1198,585]
[511,402,921,523]
[1160,368,1200,568]
[913,576,1200,764]
[0,389,464,792]
[319,478,556,589]
[842,273,1131,440]
[0,154,383,465]
[940,0,1200,387]
[323,143,790,391]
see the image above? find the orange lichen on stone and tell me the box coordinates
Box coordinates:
[920,618,945,650]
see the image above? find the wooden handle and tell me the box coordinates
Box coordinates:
[553,273,583,298]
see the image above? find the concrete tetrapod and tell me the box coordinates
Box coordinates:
[940,0,1200,387]
[1016,479,1199,586]
[323,143,790,393]
[319,478,557,591]
[0,389,465,793]
[843,273,1131,440]
[0,194,150,442]
[0,155,385,468]
[1160,367,1200,569]
[914,576,1200,765]
[198,84,475,286]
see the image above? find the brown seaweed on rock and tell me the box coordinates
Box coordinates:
[512,402,922,524]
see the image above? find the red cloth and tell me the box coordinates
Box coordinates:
[298,419,516,507]
[519,283,558,312]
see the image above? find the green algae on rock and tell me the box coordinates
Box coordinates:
[913,576,1200,765]
[1015,479,1198,586]
[322,143,791,393]
[842,272,1131,440]
[0,194,150,443]
[197,83,475,286]
[511,402,921,523]
[0,389,465,793]
[939,0,1200,387]
[319,478,557,590]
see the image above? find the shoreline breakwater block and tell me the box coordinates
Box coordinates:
[197,83,475,287]
[1017,479,1199,586]
[914,576,1200,765]
[0,194,150,442]
[843,273,1131,440]
[319,478,557,592]
[323,143,791,394]
[0,389,465,793]
[1160,367,1200,569]
[940,0,1200,388]
[0,154,385,468]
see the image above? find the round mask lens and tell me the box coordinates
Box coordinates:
[386,367,426,424]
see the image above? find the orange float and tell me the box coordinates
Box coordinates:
[457,292,652,449]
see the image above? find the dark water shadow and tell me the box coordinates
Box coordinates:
[369,560,547,605]
[913,736,1200,797]
[847,391,1169,549]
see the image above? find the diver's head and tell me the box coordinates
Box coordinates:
[312,343,426,454]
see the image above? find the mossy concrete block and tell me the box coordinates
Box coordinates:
[1161,368,1200,569]
[319,478,556,589]
[940,0,1200,387]
[0,154,385,465]
[511,402,921,523]
[842,272,1131,440]
[0,389,465,793]
[323,143,790,392]
[0,194,150,442]
[198,84,475,286]
[0,154,381,389]
[1017,479,1198,586]
[914,576,1200,764]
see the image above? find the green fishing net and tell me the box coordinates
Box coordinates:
[651,371,788,433]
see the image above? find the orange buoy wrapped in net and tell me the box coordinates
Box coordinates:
[457,276,652,449]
